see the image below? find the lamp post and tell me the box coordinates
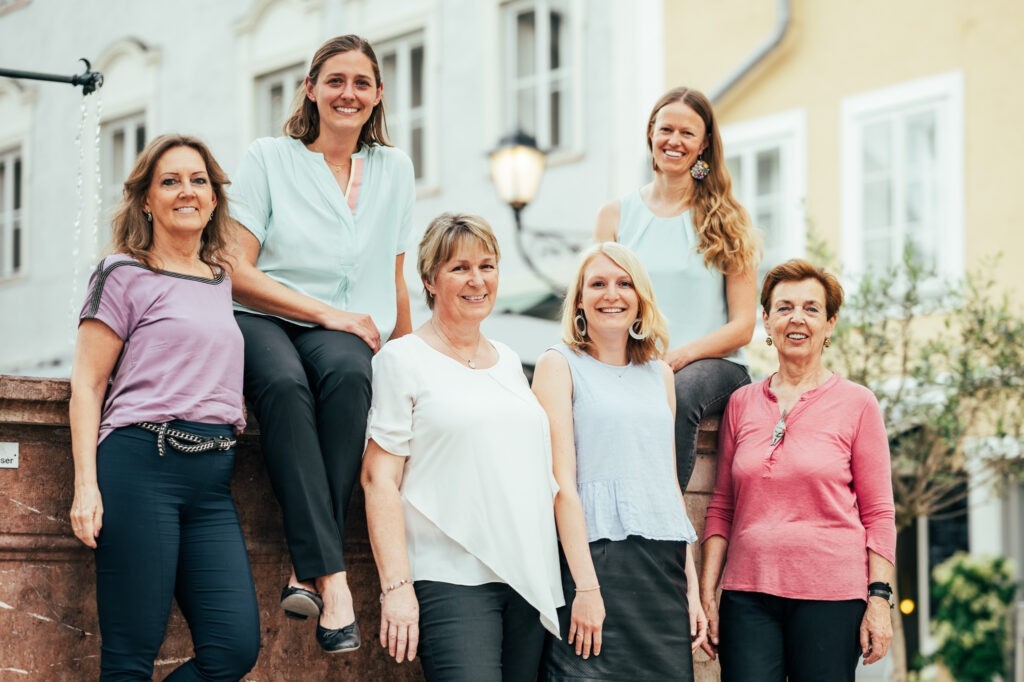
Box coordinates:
[489,130,571,297]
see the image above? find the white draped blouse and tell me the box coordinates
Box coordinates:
[367,334,564,635]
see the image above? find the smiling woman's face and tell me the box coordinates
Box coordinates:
[763,278,837,360]
[577,253,639,339]
[143,145,216,238]
[425,236,499,326]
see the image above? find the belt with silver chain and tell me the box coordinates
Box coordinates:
[134,421,236,457]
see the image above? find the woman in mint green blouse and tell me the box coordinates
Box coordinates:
[229,34,415,654]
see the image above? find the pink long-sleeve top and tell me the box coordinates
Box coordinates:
[702,374,896,602]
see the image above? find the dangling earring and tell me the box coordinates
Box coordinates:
[628,319,648,340]
[690,156,710,181]
[208,208,215,224]
[823,337,831,348]
[765,336,773,346]
[144,210,152,223]
[574,311,587,337]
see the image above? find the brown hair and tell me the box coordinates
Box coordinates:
[111,134,232,269]
[562,242,669,365]
[760,259,845,319]
[284,35,391,147]
[647,86,760,275]
[417,213,501,310]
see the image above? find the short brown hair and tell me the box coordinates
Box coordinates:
[284,35,390,147]
[111,134,232,269]
[417,213,501,310]
[760,259,844,319]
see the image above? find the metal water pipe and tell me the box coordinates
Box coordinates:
[0,58,103,95]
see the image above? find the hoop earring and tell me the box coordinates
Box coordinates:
[574,311,587,337]
[690,157,710,181]
[628,319,648,340]
[765,336,773,346]
[823,337,831,348]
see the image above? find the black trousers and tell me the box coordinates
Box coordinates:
[235,312,372,580]
[673,358,750,491]
[95,423,260,681]
[415,581,546,682]
[718,590,865,682]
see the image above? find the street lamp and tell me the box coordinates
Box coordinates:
[490,130,577,297]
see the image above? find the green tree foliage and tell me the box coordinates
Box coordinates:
[929,553,1017,681]
[827,246,1024,532]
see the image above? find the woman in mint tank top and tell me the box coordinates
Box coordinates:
[533,242,707,681]
[594,86,761,495]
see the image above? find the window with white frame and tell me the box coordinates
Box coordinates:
[0,147,23,278]
[842,72,963,281]
[723,110,807,282]
[100,112,147,239]
[255,63,306,138]
[503,0,573,152]
[378,32,428,183]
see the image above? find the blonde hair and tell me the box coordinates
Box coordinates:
[284,35,391,147]
[561,242,669,365]
[647,87,760,275]
[417,213,501,310]
[111,134,232,269]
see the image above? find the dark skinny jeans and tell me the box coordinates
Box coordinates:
[95,422,260,681]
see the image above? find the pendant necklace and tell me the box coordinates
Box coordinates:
[431,319,483,368]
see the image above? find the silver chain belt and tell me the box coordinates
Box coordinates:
[134,421,236,457]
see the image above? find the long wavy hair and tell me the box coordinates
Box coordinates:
[561,242,669,365]
[110,134,232,269]
[284,34,391,148]
[647,86,760,275]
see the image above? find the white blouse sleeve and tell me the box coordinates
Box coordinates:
[366,342,416,457]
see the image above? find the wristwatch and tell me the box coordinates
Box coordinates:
[868,581,894,608]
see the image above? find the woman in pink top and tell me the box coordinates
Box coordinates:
[700,259,896,682]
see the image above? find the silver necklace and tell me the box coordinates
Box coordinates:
[431,319,483,368]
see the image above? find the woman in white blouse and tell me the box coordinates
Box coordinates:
[361,213,564,681]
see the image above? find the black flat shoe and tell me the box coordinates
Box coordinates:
[316,619,360,653]
[280,585,323,621]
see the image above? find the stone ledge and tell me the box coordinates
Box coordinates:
[0,374,722,680]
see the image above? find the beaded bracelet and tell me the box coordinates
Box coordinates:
[379,578,412,603]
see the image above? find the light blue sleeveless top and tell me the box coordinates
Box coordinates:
[552,344,697,543]
[618,189,746,366]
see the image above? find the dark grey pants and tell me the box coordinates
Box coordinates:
[415,581,545,682]
[674,358,751,491]
[718,590,866,682]
[235,312,372,581]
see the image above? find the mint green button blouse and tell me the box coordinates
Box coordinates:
[231,137,416,339]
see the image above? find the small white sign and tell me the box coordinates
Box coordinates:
[0,442,18,468]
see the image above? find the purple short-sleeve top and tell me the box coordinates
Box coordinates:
[79,254,246,442]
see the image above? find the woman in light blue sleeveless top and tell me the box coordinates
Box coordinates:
[595,87,761,495]
[533,242,707,681]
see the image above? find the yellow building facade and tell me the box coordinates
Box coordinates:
[664,0,1023,293]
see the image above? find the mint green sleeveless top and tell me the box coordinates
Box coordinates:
[617,190,746,366]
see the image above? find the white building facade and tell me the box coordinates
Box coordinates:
[0,0,667,374]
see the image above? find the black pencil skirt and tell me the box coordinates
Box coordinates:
[541,535,694,681]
